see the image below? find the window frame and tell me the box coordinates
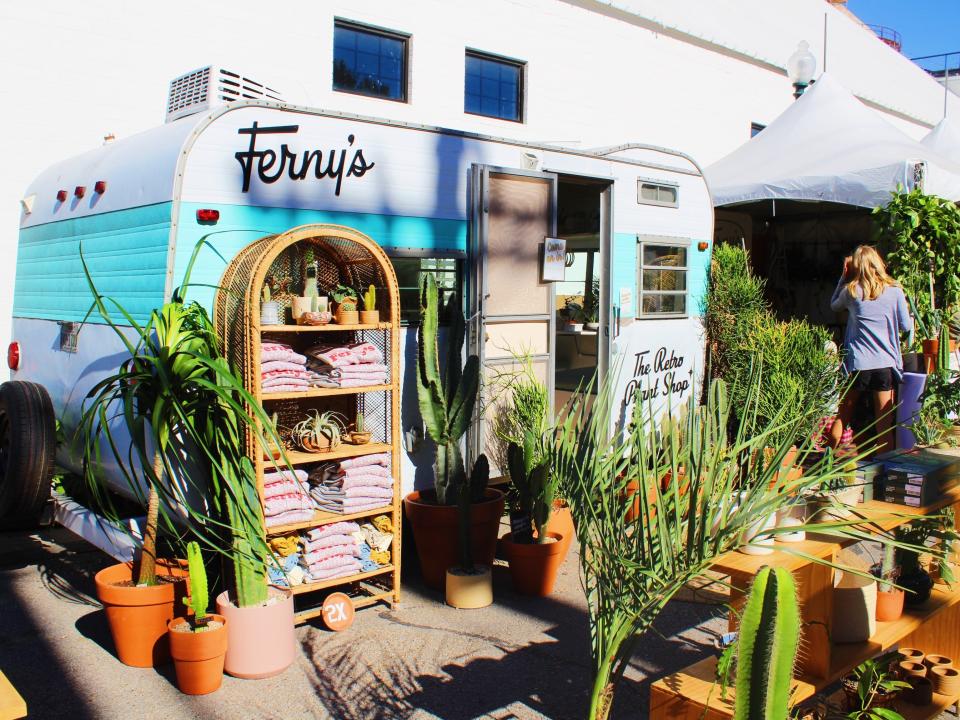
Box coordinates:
[464,48,526,123]
[750,122,766,137]
[332,18,411,104]
[637,178,680,209]
[387,252,465,327]
[636,236,690,320]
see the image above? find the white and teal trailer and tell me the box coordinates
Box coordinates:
[5,102,713,554]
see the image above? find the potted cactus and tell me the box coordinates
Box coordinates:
[349,412,372,445]
[331,283,359,324]
[290,410,346,453]
[403,274,505,593]
[501,433,565,596]
[168,542,228,695]
[360,284,379,325]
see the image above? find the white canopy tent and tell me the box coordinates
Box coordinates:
[922,117,960,166]
[707,73,960,208]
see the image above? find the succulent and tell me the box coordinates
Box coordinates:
[340,301,357,312]
[291,410,346,451]
[355,412,365,433]
[363,284,377,311]
[331,283,357,303]
[183,541,209,629]
[507,430,554,544]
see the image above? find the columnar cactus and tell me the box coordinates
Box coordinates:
[938,318,951,375]
[363,284,377,311]
[416,273,485,506]
[507,431,553,544]
[733,566,800,720]
[184,541,209,628]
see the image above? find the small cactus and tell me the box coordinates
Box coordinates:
[363,284,377,311]
[356,412,365,433]
[340,300,357,312]
[183,541,209,629]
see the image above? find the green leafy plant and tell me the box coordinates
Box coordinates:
[731,566,800,720]
[489,351,550,470]
[840,652,909,720]
[873,187,960,348]
[507,431,554,544]
[561,297,586,324]
[895,510,960,585]
[78,241,282,607]
[362,284,377,311]
[290,410,345,451]
[331,283,358,303]
[908,405,950,447]
[183,541,210,630]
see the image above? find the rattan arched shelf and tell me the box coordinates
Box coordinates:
[214,224,401,622]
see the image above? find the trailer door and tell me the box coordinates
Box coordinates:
[468,165,557,471]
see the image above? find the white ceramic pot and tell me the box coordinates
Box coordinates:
[260,301,281,326]
[216,587,295,679]
[775,503,806,543]
[740,513,776,555]
[832,569,877,643]
[291,297,312,321]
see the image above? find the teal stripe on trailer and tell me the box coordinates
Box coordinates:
[687,240,712,318]
[173,203,467,311]
[14,203,173,325]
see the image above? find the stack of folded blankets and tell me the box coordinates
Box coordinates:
[300,521,363,582]
[304,342,388,388]
[263,469,316,528]
[261,342,311,394]
[308,453,393,514]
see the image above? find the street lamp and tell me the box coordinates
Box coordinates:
[787,40,817,99]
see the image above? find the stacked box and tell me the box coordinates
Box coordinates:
[877,451,960,507]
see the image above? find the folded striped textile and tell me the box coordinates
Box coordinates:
[261,342,307,365]
[265,508,315,527]
[262,383,311,394]
[309,363,389,377]
[342,464,390,477]
[306,522,361,542]
[342,475,393,490]
[341,498,391,512]
[345,486,393,500]
[264,469,309,485]
[340,453,389,469]
[264,480,309,499]
[262,368,312,381]
[302,533,358,552]
[261,360,308,374]
[305,345,356,368]
[306,562,362,582]
[347,342,384,365]
[302,544,361,565]
[310,375,386,389]
[264,494,315,516]
[306,554,361,572]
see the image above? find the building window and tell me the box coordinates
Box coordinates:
[390,256,462,325]
[751,122,766,137]
[637,180,679,208]
[333,20,408,102]
[637,239,688,317]
[465,51,524,122]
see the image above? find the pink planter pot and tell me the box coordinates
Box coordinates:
[215,587,295,679]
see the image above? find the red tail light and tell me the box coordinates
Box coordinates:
[7,342,20,370]
[94,180,107,194]
[74,186,86,199]
[196,209,220,223]
[56,189,67,202]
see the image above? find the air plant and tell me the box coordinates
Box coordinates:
[290,410,346,452]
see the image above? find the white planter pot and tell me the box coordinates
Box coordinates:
[740,513,776,555]
[832,569,877,643]
[775,503,806,543]
[260,301,281,326]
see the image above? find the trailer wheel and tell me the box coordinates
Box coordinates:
[0,381,56,528]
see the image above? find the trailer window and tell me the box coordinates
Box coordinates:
[390,257,463,326]
[637,239,688,318]
[637,180,679,208]
[465,50,524,122]
[333,20,409,102]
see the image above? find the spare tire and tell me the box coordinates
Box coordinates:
[0,381,56,528]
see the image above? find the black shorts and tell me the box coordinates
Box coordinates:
[851,368,894,392]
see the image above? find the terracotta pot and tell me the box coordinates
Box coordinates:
[359,310,379,325]
[168,615,228,695]
[544,500,574,558]
[899,648,925,664]
[502,532,566,596]
[923,653,953,670]
[876,587,905,621]
[94,561,189,667]
[404,488,505,591]
[842,675,899,710]
[215,587,294,679]
[445,566,492,608]
[931,666,960,696]
[300,436,334,453]
[898,661,927,679]
[349,431,372,445]
[335,309,359,325]
[922,339,958,374]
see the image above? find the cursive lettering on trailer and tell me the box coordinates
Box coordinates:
[623,347,692,406]
[234,122,376,195]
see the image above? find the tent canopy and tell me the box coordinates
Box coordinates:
[922,116,960,166]
[707,73,960,208]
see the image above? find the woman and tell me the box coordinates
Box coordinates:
[829,245,913,455]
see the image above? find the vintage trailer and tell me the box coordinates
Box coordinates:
[3,99,713,553]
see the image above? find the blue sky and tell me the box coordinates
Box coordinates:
[847,0,960,65]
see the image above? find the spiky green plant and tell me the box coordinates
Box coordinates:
[184,541,209,629]
[732,567,800,720]
[416,273,484,507]
[363,284,377,311]
[507,431,554,544]
[78,240,284,608]
[551,364,944,720]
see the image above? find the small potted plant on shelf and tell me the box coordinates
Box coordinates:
[360,284,379,325]
[501,433,566,596]
[291,410,346,453]
[560,297,585,332]
[331,283,359,324]
[260,278,281,326]
[349,412,372,445]
[871,544,904,622]
[168,542,228,695]
[839,652,910,718]
[895,510,960,607]
[403,274,505,594]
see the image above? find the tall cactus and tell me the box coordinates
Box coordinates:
[733,566,800,720]
[507,431,554,544]
[363,284,377,311]
[417,273,484,506]
[938,317,951,376]
[184,541,209,628]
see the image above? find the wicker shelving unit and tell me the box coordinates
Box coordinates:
[215,224,401,624]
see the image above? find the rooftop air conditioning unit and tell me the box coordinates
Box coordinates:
[165,66,282,123]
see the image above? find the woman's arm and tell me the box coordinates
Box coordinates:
[830,276,848,312]
[896,287,914,342]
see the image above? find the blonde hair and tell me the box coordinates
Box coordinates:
[847,245,897,301]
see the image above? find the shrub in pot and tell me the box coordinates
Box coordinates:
[403,274,504,592]
[839,652,910,717]
[895,510,960,608]
[502,434,565,596]
[872,545,904,622]
[168,542,228,695]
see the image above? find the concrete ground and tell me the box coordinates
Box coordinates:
[0,525,731,720]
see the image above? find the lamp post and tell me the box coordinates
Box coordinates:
[787,41,817,99]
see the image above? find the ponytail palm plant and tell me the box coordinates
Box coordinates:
[78,242,282,606]
[552,367,938,720]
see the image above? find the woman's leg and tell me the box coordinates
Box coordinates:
[873,389,895,456]
[830,388,860,449]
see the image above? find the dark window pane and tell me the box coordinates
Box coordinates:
[464,52,522,121]
[333,23,406,101]
[642,245,686,267]
[642,294,686,314]
[642,269,686,292]
[391,257,462,325]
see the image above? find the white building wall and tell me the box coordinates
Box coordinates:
[2,0,956,353]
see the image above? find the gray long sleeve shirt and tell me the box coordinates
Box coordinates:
[830,277,913,379]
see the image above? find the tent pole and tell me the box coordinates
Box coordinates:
[823,13,828,73]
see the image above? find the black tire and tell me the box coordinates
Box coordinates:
[0,381,56,528]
